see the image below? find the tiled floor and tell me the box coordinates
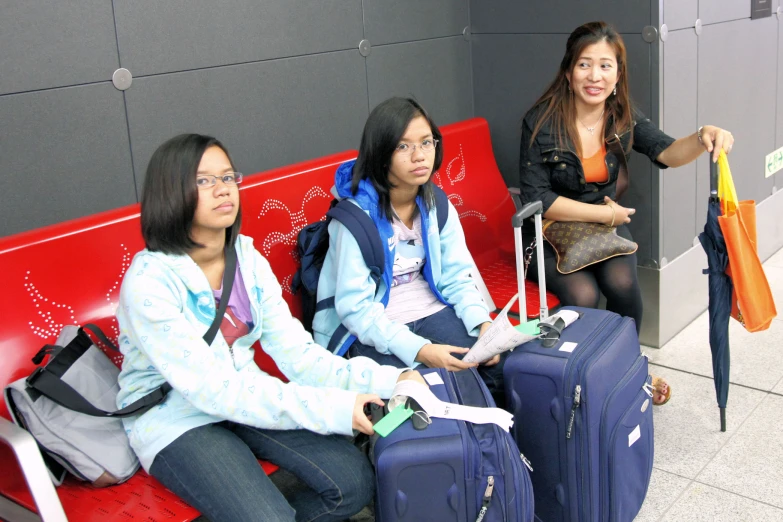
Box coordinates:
[635,248,783,521]
[349,249,783,521]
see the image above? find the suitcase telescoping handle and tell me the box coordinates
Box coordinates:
[512,201,548,321]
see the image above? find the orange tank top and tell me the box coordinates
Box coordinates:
[581,146,608,183]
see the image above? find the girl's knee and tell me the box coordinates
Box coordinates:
[560,287,600,309]
[329,451,374,516]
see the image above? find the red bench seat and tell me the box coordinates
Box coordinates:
[437,118,559,318]
[0,151,355,521]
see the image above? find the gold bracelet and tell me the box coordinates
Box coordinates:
[608,203,616,228]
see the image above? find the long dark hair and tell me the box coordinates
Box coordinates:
[352,97,443,221]
[141,134,242,255]
[528,21,633,156]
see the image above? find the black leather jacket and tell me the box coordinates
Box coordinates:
[519,106,675,216]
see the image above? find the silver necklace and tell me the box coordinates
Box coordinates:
[578,109,605,136]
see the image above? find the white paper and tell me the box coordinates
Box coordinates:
[628,425,641,447]
[423,372,444,386]
[390,380,514,431]
[463,294,537,364]
[545,309,580,327]
[559,342,578,353]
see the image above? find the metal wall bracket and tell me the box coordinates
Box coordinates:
[694,19,702,36]
[642,25,658,43]
[660,24,669,42]
[358,39,371,57]
[112,68,132,91]
[462,26,471,41]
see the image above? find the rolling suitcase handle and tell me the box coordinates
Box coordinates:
[512,201,549,321]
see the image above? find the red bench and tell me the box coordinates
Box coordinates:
[0,118,555,521]
[437,118,559,318]
[0,151,355,521]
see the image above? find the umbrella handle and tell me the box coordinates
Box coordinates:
[710,159,719,202]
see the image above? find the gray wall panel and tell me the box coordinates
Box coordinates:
[469,0,651,34]
[697,19,777,210]
[472,34,566,187]
[367,37,472,126]
[0,1,118,95]
[663,0,698,31]
[698,0,750,24]
[114,0,362,77]
[661,30,698,261]
[364,0,468,45]
[777,13,783,189]
[621,35,657,264]
[0,84,136,236]
[125,51,368,194]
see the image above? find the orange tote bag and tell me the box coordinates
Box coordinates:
[716,151,777,332]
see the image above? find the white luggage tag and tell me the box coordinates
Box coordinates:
[537,310,581,348]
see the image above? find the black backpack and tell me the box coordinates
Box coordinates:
[291,187,449,355]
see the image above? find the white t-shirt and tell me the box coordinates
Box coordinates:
[384,212,447,324]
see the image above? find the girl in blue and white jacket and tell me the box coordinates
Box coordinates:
[313,97,507,406]
[116,134,424,522]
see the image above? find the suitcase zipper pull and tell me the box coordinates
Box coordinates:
[475,476,494,522]
[566,384,581,439]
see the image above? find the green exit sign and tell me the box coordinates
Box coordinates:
[766,146,783,178]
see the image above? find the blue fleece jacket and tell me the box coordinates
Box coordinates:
[312,160,491,367]
[116,234,404,471]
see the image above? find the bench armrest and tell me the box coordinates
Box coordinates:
[0,418,67,521]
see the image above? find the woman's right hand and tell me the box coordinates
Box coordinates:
[353,394,385,435]
[415,344,478,371]
[603,196,635,226]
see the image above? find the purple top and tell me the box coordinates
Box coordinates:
[213,262,254,346]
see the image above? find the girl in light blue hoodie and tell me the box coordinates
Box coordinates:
[313,97,507,406]
[116,134,424,522]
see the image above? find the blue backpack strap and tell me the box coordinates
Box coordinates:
[318,200,385,356]
[433,185,449,232]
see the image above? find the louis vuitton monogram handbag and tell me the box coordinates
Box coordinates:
[542,219,637,274]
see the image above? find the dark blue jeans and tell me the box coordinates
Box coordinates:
[348,307,507,408]
[149,422,374,522]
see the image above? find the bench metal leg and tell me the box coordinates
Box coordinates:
[0,418,67,521]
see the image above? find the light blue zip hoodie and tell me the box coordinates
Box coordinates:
[116,234,403,471]
[312,160,491,367]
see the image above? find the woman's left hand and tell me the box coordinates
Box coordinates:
[700,125,735,163]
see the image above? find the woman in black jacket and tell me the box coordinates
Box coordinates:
[519,21,734,405]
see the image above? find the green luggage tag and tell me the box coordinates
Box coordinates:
[515,319,541,336]
[373,406,414,437]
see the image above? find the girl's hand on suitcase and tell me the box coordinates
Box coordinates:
[353,394,385,435]
[415,344,478,371]
[603,196,635,225]
[396,370,427,386]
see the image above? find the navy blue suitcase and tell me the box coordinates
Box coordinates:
[371,367,534,522]
[506,202,654,522]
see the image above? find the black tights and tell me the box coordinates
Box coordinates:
[530,250,643,335]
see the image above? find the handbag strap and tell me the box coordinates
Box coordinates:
[203,244,237,346]
[606,134,630,202]
[25,244,238,418]
[26,324,173,418]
